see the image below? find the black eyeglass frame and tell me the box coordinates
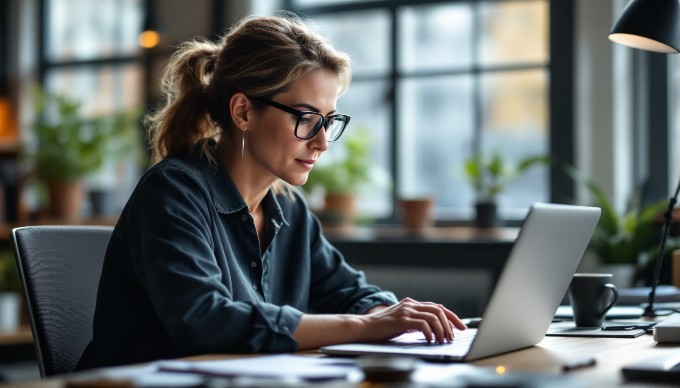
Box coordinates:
[251,97,351,142]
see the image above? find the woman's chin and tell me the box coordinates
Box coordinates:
[282,173,309,187]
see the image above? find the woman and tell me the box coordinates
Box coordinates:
[76,13,465,370]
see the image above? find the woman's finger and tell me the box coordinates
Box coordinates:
[404,302,456,342]
[412,300,467,332]
[406,309,447,343]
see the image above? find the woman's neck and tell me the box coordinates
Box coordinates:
[218,139,273,214]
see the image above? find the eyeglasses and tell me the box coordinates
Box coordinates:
[252,97,350,142]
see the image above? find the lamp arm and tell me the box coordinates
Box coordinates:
[644,176,680,317]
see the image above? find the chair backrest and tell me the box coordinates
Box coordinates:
[11,225,113,377]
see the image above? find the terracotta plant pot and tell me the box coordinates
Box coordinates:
[399,197,435,232]
[48,181,84,220]
[322,193,356,227]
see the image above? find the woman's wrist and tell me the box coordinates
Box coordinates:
[366,305,389,314]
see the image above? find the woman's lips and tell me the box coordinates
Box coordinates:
[297,158,316,170]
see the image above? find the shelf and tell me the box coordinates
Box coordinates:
[0,325,32,346]
[323,225,519,243]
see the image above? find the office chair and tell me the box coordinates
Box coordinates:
[11,225,113,377]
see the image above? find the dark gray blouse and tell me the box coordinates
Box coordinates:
[76,142,396,369]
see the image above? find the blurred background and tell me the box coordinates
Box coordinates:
[3,0,672,226]
[1,0,555,227]
[2,0,680,382]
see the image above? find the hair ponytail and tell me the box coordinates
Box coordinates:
[146,39,220,163]
[146,14,351,169]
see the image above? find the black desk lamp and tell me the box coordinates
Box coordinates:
[609,0,680,317]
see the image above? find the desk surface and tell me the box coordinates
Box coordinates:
[6,330,680,387]
[475,334,678,387]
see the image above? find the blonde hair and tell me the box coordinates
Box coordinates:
[146,13,351,169]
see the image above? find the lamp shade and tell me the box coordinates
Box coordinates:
[609,0,680,53]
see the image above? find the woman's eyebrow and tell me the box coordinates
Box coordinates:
[292,103,320,112]
[293,103,337,115]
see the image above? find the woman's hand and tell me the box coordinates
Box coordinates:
[293,298,465,350]
[360,297,466,344]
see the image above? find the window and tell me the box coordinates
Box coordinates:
[37,0,145,215]
[288,0,551,222]
[42,0,144,115]
[673,57,680,191]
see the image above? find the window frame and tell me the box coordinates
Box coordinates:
[37,0,146,99]
[285,0,575,225]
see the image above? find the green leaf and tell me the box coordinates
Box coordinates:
[302,126,376,195]
[463,151,551,201]
[28,85,143,184]
[564,164,667,265]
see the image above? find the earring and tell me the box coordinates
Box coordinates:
[241,130,245,158]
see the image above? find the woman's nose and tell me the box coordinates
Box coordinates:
[309,126,329,151]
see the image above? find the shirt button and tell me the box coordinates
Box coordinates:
[241,214,248,222]
[250,261,257,268]
[252,283,258,291]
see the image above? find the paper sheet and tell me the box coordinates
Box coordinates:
[157,354,356,381]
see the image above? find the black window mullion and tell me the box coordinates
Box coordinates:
[389,4,399,223]
[38,0,47,86]
[44,56,143,69]
[549,0,574,204]
[400,63,547,79]
[288,0,556,222]
[645,52,671,202]
[471,1,482,162]
[0,0,7,96]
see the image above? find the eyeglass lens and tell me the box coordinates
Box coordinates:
[297,113,348,141]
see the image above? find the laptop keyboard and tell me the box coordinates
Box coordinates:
[387,329,477,350]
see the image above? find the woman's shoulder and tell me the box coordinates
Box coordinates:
[140,155,203,183]
[273,186,313,217]
[130,156,212,205]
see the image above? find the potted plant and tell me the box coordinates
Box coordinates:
[566,167,680,287]
[302,126,372,226]
[464,151,551,227]
[29,87,140,219]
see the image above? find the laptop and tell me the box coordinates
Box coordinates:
[321,202,601,362]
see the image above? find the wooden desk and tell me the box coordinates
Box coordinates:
[474,334,679,387]
[5,331,680,387]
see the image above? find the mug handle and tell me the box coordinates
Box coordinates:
[599,283,619,317]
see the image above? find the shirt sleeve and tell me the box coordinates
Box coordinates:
[301,201,398,314]
[127,164,303,355]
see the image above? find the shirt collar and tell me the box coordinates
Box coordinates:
[193,141,288,226]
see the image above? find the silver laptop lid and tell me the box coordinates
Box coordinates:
[465,202,601,360]
[320,203,601,361]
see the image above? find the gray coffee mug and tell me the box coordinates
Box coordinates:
[568,273,619,327]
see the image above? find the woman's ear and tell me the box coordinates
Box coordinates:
[229,93,251,131]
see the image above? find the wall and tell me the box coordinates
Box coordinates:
[574,0,635,210]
